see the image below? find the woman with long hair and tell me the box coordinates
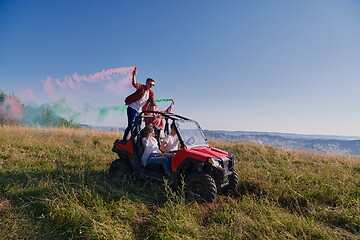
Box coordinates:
[141,125,172,176]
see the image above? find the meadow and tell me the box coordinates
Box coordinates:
[0,125,359,239]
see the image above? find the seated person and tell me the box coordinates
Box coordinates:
[141,125,172,176]
[144,100,174,130]
[160,123,179,153]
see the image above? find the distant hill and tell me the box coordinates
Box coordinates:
[80,124,124,132]
[79,124,360,156]
[203,130,360,155]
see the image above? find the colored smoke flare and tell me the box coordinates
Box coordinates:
[0,92,175,127]
[36,65,176,126]
[43,66,137,98]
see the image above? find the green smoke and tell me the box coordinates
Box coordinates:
[22,98,174,125]
[96,99,173,121]
[97,105,127,121]
[22,103,75,127]
[51,99,81,121]
[155,98,173,103]
[43,100,127,123]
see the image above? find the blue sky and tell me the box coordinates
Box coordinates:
[1,0,360,136]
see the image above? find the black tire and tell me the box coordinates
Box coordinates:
[109,158,133,180]
[228,171,239,191]
[185,172,217,203]
[221,171,239,195]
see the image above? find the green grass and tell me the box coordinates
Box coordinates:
[1,125,359,239]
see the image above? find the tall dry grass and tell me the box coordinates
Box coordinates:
[1,126,359,239]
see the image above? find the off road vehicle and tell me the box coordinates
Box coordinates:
[109,111,238,202]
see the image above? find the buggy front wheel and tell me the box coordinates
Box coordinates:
[185,172,216,203]
[221,171,239,195]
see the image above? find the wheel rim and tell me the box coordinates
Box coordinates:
[189,180,206,198]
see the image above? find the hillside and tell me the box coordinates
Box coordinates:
[0,125,359,239]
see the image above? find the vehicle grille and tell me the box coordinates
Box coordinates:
[221,157,231,170]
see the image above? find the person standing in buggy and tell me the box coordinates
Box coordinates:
[123,67,156,141]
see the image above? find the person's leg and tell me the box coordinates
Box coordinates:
[147,154,171,174]
[123,107,138,140]
[165,154,173,173]
[131,112,142,137]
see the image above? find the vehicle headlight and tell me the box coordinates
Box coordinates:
[207,157,222,167]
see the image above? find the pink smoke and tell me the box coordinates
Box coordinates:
[54,78,65,89]
[43,77,55,98]
[104,78,133,96]
[42,66,136,97]
[24,88,34,97]
[0,96,23,121]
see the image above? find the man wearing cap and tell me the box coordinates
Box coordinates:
[123,68,156,140]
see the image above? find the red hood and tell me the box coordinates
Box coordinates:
[171,146,231,171]
[187,146,229,159]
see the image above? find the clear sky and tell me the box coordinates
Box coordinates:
[1,0,360,136]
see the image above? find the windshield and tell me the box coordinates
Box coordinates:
[175,120,209,149]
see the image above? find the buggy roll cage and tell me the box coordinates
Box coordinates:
[129,111,208,149]
[129,111,191,139]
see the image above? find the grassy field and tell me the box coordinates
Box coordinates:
[0,125,359,239]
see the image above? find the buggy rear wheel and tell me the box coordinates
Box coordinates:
[185,172,216,203]
[109,158,133,180]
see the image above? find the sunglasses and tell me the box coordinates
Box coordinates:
[150,83,155,87]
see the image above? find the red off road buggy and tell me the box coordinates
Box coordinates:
[109,111,238,202]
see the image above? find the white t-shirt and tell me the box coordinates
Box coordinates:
[129,90,149,112]
[163,134,179,152]
[141,137,160,166]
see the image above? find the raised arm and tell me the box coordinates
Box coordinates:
[132,67,137,87]
[164,100,175,113]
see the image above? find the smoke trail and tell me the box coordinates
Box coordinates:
[96,99,173,121]
[43,77,55,98]
[22,103,73,127]
[155,98,173,103]
[24,89,34,97]
[51,99,82,121]
[0,94,69,126]
[42,66,136,97]
[37,60,174,126]
[97,105,127,121]
[0,94,175,127]
[42,99,128,123]
[95,99,173,121]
